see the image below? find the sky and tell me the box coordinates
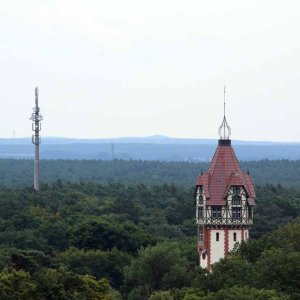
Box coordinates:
[0,0,299,141]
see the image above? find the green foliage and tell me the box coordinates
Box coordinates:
[124,241,193,298]
[0,182,197,298]
[251,185,300,238]
[69,218,154,253]
[35,268,117,300]
[203,286,288,300]
[0,268,36,299]
[0,180,299,299]
[0,268,118,300]
[253,249,300,297]
[193,255,253,292]
[149,290,174,300]
[180,288,205,300]
[1,159,300,187]
[57,247,131,287]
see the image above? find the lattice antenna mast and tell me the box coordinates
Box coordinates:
[30,87,43,192]
[218,85,231,139]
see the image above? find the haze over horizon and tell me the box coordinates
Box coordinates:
[0,0,299,142]
[0,134,299,145]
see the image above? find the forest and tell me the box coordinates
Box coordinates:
[0,158,300,187]
[0,177,299,299]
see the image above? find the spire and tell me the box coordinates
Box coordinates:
[35,87,38,107]
[218,85,231,140]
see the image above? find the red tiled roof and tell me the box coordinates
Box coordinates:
[243,172,256,198]
[247,198,256,205]
[197,173,211,198]
[209,199,226,205]
[196,139,256,205]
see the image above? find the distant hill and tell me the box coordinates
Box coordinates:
[0,136,299,161]
[0,135,283,145]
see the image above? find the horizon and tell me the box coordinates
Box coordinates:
[0,134,299,144]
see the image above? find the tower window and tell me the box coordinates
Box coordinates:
[233,232,237,241]
[199,231,203,243]
[198,194,203,204]
[198,207,204,218]
[199,226,204,243]
[216,232,219,241]
[232,186,241,205]
[232,207,241,219]
[212,206,222,218]
[198,186,204,204]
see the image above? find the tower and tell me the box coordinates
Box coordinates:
[195,88,256,271]
[30,87,43,192]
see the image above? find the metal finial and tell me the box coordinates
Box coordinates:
[218,85,231,139]
[35,87,39,106]
[224,84,226,119]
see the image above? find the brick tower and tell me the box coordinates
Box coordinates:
[195,88,256,271]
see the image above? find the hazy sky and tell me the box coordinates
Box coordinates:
[0,0,299,141]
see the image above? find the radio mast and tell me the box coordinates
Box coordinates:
[30,87,43,192]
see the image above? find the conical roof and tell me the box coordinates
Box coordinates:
[196,139,256,205]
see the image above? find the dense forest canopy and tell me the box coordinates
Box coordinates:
[0,181,299,299]
[0,156,299,299]
[0,158,300,187]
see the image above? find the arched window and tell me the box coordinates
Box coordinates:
[198,186,204,204]
[233,232,237,241]
[216,232,219,241]
[232,186,241,205]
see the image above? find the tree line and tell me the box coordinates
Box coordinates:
[0,158,300,187]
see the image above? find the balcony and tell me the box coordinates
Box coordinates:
[196,216,253,226]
